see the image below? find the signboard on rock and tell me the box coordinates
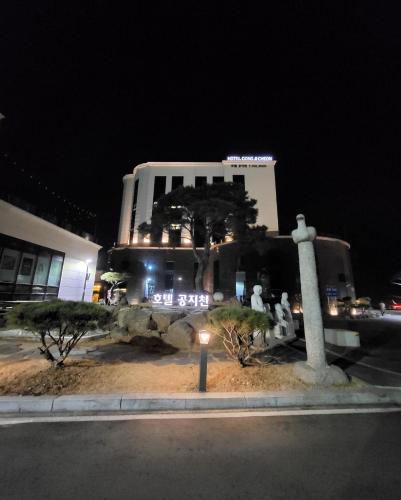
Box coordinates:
[152,293,209,308]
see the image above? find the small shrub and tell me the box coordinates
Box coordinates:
[207,306,274,367]
[6,300,111,367]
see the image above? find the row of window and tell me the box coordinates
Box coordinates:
[152,175,245,203]
[130,174,245,245]
[0,233,64,301]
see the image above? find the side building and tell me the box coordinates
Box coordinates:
[0,199,100,302]
[111,158,355,311]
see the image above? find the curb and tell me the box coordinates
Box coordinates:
[1,387,400,414]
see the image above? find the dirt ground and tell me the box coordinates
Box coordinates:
[0,337,309,395]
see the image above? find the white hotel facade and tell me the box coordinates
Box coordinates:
[118,157,278,246]
[113,157,354,308]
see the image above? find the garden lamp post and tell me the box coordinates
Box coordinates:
[198,329,211,392]
[81,259,92,301]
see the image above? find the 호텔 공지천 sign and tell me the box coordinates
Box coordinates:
[152,293,209,307]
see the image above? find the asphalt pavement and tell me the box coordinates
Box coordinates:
[321,314,401,386]
[1,410,400,500]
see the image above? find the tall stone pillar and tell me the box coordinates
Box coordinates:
[117,174,135,245]
[292,214,348,385]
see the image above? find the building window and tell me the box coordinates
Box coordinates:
[0,234,65,301]
[172,176,184,191]
[195,176,207,187]
[165,261,175,290]
[233,175,245,186]
[33,251,51,285]
[213,260,220,290]
[47,255,64,287]
[130,179,140,241]
[169,225,181,247]
[133,179,139,208]
[16,253,37,285]
[151,225,163,245]
[166,261,175,272]
[193,262,199,288]
[213,176,224,184]
[153,176,166,204]
[0,248,20,283]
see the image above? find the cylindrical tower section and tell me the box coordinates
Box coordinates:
[117,174,135,245]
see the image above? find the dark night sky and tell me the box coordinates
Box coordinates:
[1,1,401,298]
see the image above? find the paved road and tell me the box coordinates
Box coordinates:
[284,314,401,386]
[323,315,401,386]
[1,410,401,499]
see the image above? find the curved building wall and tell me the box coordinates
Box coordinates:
[110,234,354,312]
[208,236,355,312]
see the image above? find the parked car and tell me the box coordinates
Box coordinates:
[386,296,401,311]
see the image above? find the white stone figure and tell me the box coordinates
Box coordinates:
[251,285,275,347]
[274,303,287,338]
[251,285,264,312]
[281,292,290,314]
[281,292,295,337]
[292,214,348,385]
[213,291,224,303]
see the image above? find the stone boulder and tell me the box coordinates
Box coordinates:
[110,326,130,339]
[152,310,186,333]
[134,329,161,339]
[185,311,209,335]
[117,307,131,328]
[165,319,195,349]
[126,308,152,335]
[293,361,349,386]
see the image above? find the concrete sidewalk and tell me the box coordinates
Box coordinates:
[1,386,400,413]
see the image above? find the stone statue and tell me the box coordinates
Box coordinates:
[281,292,295,337]
[281,292,290,313]
[251,285,275,346]
[251,285,265,312]
[292,214,348,385]
[274,303,287,338]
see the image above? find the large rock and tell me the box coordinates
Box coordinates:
[117,307,131,328]
[165,319,195,349]
[110,326,130,339]
[185,311,209,334]
[152,310,185,333]
[126,308,152,335]
[293,361,349,386]
[184,311,223,347]
[135,330,161,339]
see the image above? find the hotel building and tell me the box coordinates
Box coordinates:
[112,158,355,309]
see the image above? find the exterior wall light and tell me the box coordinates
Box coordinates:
[198,329,211,392]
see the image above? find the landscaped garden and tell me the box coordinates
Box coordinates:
[0,300,313,395]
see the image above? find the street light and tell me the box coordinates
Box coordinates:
[198,329,211,392]
[81,259,92,301]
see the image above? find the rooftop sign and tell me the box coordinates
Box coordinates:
[226,156,273,161]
